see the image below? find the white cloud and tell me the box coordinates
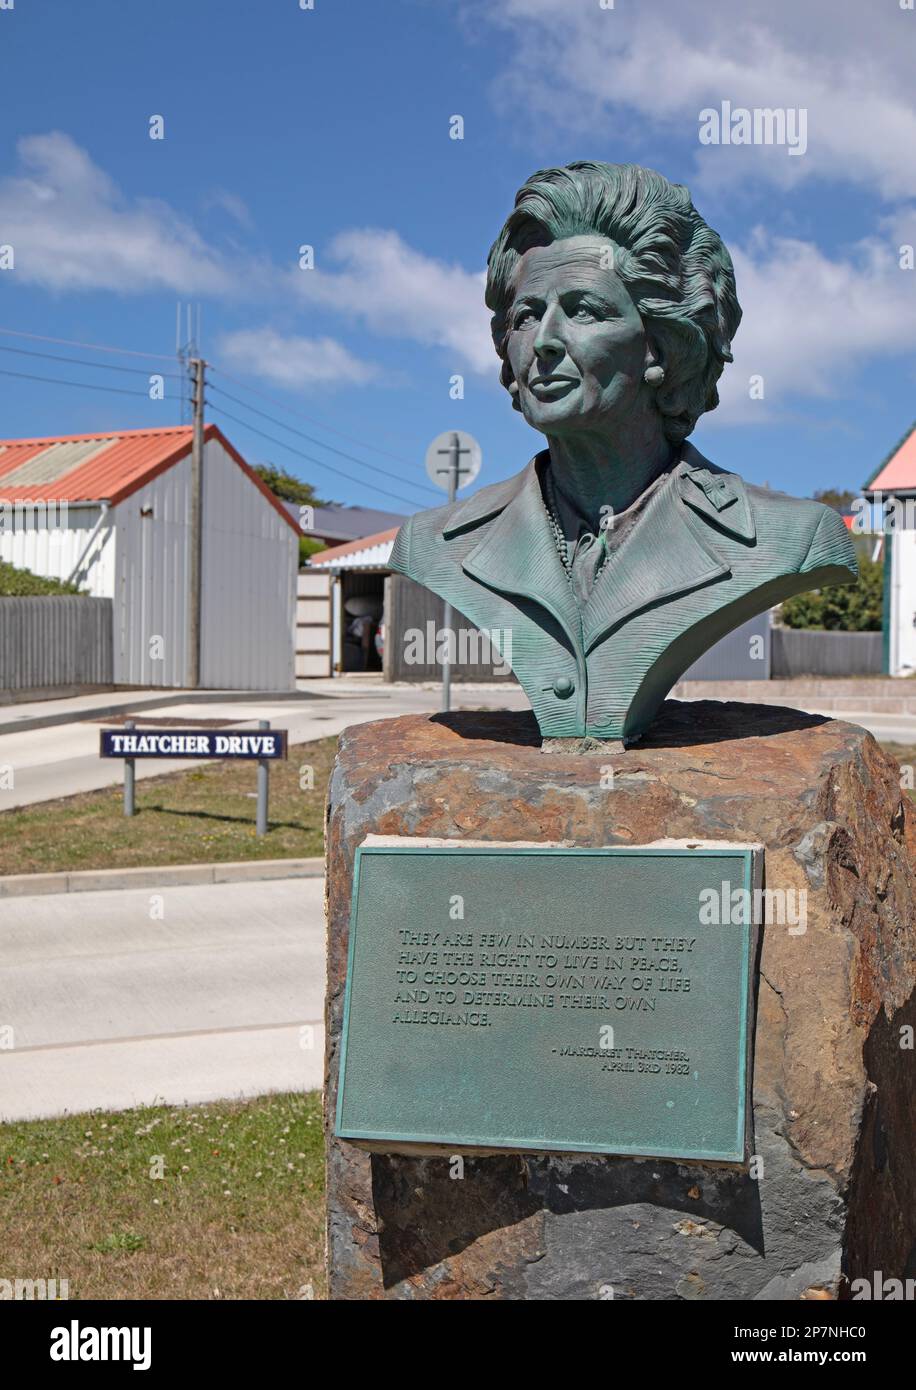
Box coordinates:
[216,326,380,390]
[0,133,496,383]
[294,229,493,375]
[482,0,916,200]
[707,229,916,425]
[0,132,239,293]
[288,222,916,422]
[467,0,916,425]
[202,188,253,231]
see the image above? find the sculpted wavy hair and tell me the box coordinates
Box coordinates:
[485,161,742,444]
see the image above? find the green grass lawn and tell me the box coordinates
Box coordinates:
[1,731,910,879]
[0,1092,325,1300]
[0,735,337,875]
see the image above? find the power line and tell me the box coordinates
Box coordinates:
[0,343,183,379]
[207,380,438,500]
[0,325,177,363]
[0,358,417,508]
[207,401,422,510]
[0,366,154,398]
[209,362,421,471]
[0,326,435,508]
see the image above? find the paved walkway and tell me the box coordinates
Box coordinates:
[0,877,326,1121]
[0,687,332,736]
[0,684,531,810]
[0,680,912,814]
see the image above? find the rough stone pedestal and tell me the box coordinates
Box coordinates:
[324,702,916,1301]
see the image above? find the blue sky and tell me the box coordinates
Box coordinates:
[1,0,915,512]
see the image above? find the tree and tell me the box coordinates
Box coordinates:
[299,534,327,565]
[780,555,882,632]
[812,487,856,513]
[251,463,328,508]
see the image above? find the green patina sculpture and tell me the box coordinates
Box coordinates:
[390,162,857,742]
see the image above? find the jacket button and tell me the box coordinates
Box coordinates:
[552,676,575,698]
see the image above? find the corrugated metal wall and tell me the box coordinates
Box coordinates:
[680,611,772,680]
[112,453,191,686]
[198,438,297,690]
[0,596,112,691]
[1,439,296,690]
[386,573,515,682]
[771,628,883,677]
[0,502,115,595]
[111,439,296,689]
[891,531,916,675]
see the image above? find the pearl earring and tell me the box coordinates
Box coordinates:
[644,365,665,386]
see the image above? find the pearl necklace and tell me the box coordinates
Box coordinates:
[542,466,608,580]
[542,466,571,573]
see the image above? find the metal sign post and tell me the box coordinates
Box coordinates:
[257,719,270,836]
[123,719,136,818]
[101,722,288,831]
[424,431,482,712]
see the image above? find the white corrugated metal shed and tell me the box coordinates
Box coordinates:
[0,424,300,689]
[307,527,397,572]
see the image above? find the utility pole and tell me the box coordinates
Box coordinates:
[424,430,482,712]
[188,357,205,689]
[437,433,472,713]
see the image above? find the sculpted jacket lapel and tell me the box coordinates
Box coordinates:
[444,447,757,668]
[456,458,583,649]
[581,455,754,655]
[581,468,725,654]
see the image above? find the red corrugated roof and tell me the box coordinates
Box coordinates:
[867,422,916,492]
[309,526,399,564]
[0,423,299,532]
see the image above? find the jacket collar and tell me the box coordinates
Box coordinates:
[677,441,756,543]
[458,456,583,646]
[451,444,757,653]
[441,464,532,538]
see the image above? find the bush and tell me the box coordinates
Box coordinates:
[781,555,882,631]
[0,561,83,596]
[299,535,327,566]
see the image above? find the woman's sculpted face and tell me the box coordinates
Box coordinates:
[504,235,652,439]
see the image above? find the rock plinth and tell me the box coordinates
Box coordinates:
[324,703,916,1300]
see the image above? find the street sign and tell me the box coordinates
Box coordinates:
[423,431,483,715]
[99,721,286,833]
[99,728,287,759]
[424,430,481,493]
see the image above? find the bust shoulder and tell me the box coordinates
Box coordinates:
[745,482,857,575]
[389,462,532,575]
[681,444,857,578]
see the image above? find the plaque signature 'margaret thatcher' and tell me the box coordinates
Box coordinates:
[390,161,857,742]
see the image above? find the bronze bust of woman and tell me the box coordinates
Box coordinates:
[390,161,857,742]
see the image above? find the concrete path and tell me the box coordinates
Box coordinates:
[0,857,324,899]
[0,680,911,813]
[0,684,531,810]
[0,687,331,736]
[0,877,326,1121]
[784,708,916,745]
[672,698,916,746]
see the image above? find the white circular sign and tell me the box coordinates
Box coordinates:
[424,430,481,493]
